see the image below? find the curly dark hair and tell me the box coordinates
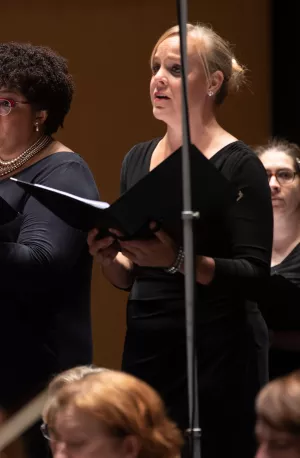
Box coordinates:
[0,42,74,135]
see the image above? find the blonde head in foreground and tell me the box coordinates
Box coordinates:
[256,370,300,458]
[42,368,183,458]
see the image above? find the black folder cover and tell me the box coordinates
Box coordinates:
[0,196,18,225]
[10,144,237,243]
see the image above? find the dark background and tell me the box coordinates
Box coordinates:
[272,0,299,142]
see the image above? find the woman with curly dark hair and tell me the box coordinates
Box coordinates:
[0,42,98,457]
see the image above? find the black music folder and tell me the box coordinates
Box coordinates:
[10,144,238,243]
[0,196,18,225]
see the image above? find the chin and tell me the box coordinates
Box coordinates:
[152,107,173,124]
[272,199,285,207]
[273,205,286,216]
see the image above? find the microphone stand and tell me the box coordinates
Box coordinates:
[176,1,201,457]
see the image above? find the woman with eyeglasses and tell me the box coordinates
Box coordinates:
[255,139,300,380]
[41,368,183,458]
[0,43,98,457]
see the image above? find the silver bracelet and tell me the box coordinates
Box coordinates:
[165,246,184,274]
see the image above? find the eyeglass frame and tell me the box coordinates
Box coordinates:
[266,168,299,186]
[41,423,53,441]
[40,421,129,443]
[0,97,30,116]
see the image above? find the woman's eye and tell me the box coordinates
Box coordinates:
[171,65,181,75]
[152,64,160,75]
[271,441,292,450]
[67,440,85,449]
[278,170,293,180]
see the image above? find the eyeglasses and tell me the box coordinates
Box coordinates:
[41,422,128,442]
[41,423,54,441]
[0,98,30,116]
[266,169,298,186]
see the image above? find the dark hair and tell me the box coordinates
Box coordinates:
[0,42,74,135]
[254,138,300,172]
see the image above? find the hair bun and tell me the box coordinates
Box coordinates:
[229,57,246,92]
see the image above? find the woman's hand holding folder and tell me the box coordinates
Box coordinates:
[87,222,183,288]
[88,228,134,289]
[119,222,178,269]
[87,229,119,267]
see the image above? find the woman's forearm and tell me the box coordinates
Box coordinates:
[179,255,215,285]
[102,252,135,289]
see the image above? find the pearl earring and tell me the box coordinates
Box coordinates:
[35,122,39,132]
[208,90,214,97]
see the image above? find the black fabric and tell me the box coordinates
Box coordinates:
[269,348,300,380]
[262,244,300,330]
[0,152,99,410]
[261,244,300,378]
[121,139,273,318]
[120,139,273,458]
[246,303,269,389]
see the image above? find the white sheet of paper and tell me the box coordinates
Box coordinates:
[10,178,110,210]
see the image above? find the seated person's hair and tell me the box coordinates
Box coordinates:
[43,368,183,458]
[256,370,300,434]
[47,365,108,396]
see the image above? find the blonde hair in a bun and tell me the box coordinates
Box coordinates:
[151,23,247,105]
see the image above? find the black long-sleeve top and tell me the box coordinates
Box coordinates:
[0,152,99,408]
[259,244,300,330]
[121,139,273,325]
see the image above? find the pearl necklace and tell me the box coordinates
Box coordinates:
[0,135,53,177]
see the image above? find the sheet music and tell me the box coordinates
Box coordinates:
[10,178,110,210]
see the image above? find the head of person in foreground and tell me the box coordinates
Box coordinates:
[256,370,300,458]
[42,368,183,458]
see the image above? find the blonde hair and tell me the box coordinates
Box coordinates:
[43,370,183,458]
[150,23,246,105]
[47,365,108,397]
[256,370,300,435]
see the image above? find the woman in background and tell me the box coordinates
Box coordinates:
[255,139,300,379]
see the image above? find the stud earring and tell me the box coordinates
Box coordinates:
[208,90,214,97]
[35,122,39,132]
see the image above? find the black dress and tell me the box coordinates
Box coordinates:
[0,152,99,457]
[120,139,273,458]
[262,244,300,379]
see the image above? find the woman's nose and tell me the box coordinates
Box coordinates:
[52,442,69,458]
[255,444,268,458]
[153,69,168,85]
[269,174,280,189]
